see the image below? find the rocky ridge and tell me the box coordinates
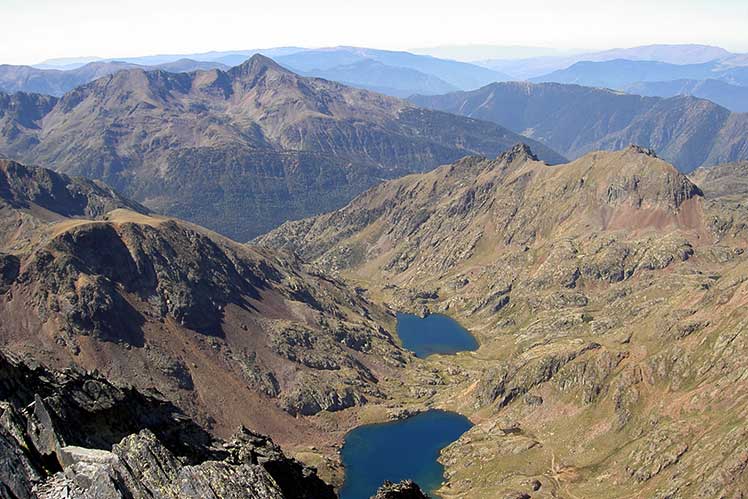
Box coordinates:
[0,160,415,487]
[259,145,748,497]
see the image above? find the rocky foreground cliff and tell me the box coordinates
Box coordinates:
[260,145,748,498]
[0,349,429,499]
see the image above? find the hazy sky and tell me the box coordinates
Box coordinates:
[2,0,747,64]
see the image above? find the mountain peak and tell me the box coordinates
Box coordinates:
[499,143,539,164]
[230,53,292,79]
[626,144,659,158]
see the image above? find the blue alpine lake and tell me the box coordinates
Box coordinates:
[396,312,478,358]
[339,410,473,499]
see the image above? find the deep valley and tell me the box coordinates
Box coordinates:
[3,19,748,498]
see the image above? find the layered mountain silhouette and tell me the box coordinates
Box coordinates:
[287,58,460,97]
[624,78,748,112]
[477,43,741,79]
[274,46,511,96]
[259,144,748,497]
[0,59,228,96]
[18,47,513,99]
[0,55,564,240]
[531,58,748,89]
[410,81,748,171]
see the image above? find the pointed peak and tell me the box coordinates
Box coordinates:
[499,143,538,164]
[231,54,293,78]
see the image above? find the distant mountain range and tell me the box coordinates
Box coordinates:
[35,47,305,69]
[410,81,748,171]
[0,59,228,96]
[0,55,563,241]
[477,44,743,79]
[27,46,511,99]
[410,45,581,62]
[526,58,748,112]
[532,59,748,89]
[273,47,510,94]
[17,44,748,107]
[625,78,748,112]
[281,58,459,97]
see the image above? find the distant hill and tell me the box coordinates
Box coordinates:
[275,46,511,94]
[625,78,748,112]
[531,59,748,88]
[579,44,732,65]
[289,58,459,97]
[0,55,564,240]
[410,81,748,171]
[0,59,228,96]
[478,44,743,79]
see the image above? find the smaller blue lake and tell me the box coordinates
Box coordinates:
[396,313,478,358]
[339,410,473,499]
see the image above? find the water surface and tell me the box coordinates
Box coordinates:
[339,410,473,499]
[396,313,478,358]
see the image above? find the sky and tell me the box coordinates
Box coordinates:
[1,0,747,65]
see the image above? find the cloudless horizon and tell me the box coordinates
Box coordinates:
[2,0,747,65]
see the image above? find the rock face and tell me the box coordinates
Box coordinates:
[259,145,748,497]
[0,350,336,499]
[0,55,564,240]
[370,480,429,499]
[410,81,748,171]
[0,161,408,471]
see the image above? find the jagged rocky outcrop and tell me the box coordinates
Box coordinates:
[0,350,336,499]
[370,480,429,499]
[0,55,564,240]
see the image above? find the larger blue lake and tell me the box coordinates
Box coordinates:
[339,410,473,499]
[396,313,478,358]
